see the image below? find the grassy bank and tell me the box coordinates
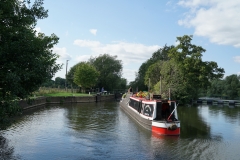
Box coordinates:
[33,87,92,97]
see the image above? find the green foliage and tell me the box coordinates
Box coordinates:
[66,62,83,88]
[131,35,225,104]
[89,54,124,91]
[41,79,55,87]
[160,61,186,100]
[0,0,61,125]
[131,45,174,91]
[207,79,225,97]
[166,35,224,102]
[0,91,21,129]
[54,77,65,88]
[119,78,127,90]
[0,0,62,98]
[144,60,163,89]
[74,62,99,89]
[223,75,240,99]
[207,74,240,99]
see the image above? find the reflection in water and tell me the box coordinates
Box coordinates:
[0,135,16,159]
[0,102,240,159]
[66,102,117,133]
[178,105,211,139]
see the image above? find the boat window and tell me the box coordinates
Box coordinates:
[129,99,140,111]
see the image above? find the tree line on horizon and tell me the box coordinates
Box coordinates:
[127,35,240,104]
[41,54,127,93]
[42,35,240,102]
[128,35,240,103]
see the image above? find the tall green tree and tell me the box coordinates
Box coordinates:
[144,60,163,90]
[74,62,99,90]
[0,0,61,98]
[166,35,224,103]
[131,45,174,91]
[0,0,61,125]
[66,62,82,88]
[89,54,123,91]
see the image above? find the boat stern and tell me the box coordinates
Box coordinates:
[152,120,180,136]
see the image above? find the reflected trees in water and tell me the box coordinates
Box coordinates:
[178,105,211,139]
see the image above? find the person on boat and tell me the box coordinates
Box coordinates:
[101,87,104,93]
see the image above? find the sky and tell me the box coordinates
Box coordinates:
[35,0,240,84]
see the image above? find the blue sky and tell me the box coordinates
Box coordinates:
[36,0,240,83]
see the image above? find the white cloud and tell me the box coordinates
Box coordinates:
[74,39,101,47]
[98,42,160,65]
[178,0,213,8]
[122,69,137,83]
[178,0,240,47]
[74,39,160,65]
[73,39,161,82]
[52,47,72,63]
[89,29,97,35]
[75,55,92,62]
[233,56,240,63]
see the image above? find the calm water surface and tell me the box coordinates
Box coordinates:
[1,101,240,160]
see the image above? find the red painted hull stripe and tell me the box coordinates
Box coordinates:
[152,126,180,135]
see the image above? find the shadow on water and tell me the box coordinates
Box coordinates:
[178,105,211,139]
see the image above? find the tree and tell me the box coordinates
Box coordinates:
[207,79,225,97]
[150,44,173,62]
[223,74,240,99]
[165,35,224,103]
[0,0,61,98]
[41,79,55,88]
[144,60,163,90]
[55,77,65,88]
[131,45,173,91]
[66,62,82,89]
[74,62,99,90]
[0,0,61,125]
[118,78,127,91]
[89,54,123,91]
[159,60,186,100]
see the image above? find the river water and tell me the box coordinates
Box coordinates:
[0,101,240,160]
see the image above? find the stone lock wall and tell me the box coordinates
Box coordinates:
[19,95,115,110]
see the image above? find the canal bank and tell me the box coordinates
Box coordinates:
[19,94,116,110]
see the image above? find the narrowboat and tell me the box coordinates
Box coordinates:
[120,92,180,136]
